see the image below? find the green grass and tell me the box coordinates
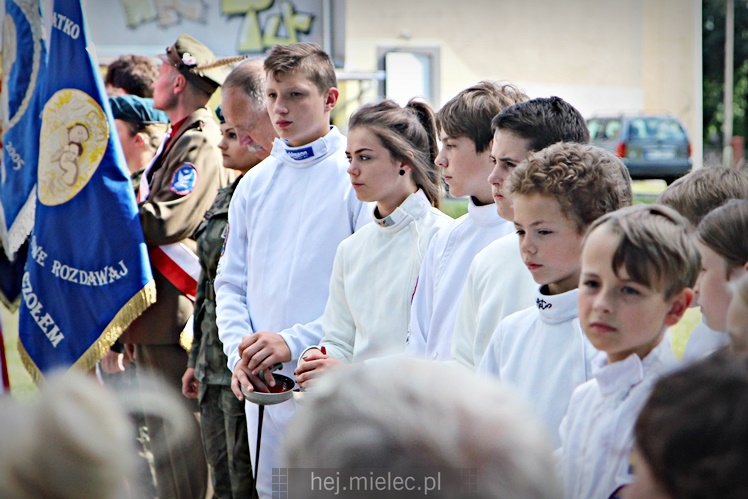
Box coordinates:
[670,307,702,360]
[439,180,668,219]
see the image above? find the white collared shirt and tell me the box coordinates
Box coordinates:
[559,336,679,499]
[406,199,513,360]
[451,232,537,368]
[300,190,450,363]
[479,286,597,447]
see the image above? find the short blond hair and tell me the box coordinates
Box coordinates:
[657,166,748,227]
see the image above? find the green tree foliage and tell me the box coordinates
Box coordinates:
[703,0,748,144]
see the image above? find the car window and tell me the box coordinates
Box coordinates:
[628,117,686,140]
[587,119,603,139]
[604,120,621,139]
[588,119,622,140]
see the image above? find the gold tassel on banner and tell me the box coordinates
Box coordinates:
[19,280,157,384]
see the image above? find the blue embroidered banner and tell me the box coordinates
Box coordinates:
[18,0,155,380]
[0,0,46,260]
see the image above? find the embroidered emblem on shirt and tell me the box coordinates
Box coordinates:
[285,146,314,161]
[536,298,552,310]
[170,163,198,195]
[220,223,229,256]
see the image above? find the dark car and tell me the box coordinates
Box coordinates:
[587,115,692,184]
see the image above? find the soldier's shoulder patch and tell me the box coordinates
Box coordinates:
[170,163,198,195]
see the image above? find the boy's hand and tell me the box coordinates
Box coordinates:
[237,331,291,386]
[295,348,341,390]
[231,364,273,400]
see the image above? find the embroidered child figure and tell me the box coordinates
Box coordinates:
[52,122,89,186]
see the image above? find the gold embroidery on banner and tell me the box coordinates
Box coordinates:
[38,89,109,206]
[20,280,156,383]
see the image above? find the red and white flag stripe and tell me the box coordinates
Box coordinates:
[149,243,200,301]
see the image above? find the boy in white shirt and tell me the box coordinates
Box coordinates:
[559,204,699,499]
[214,43,368,498]
[479,142,632,447]
[452,96,591,368]
[656,167,748,362]
[406,81,528,360]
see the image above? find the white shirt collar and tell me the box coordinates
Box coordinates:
[374,190,429,230]
[592,333,677,398]
[466,197,507,227]
[535,286,579,325]
[270,126,344,167]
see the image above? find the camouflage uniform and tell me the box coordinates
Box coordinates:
[189,175,254,498]
[131,169,144,199]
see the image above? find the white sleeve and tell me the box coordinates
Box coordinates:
[215,182,254,372]
[405,234,439,357]
[451,259,480,369]
[318,245,356,363]
[278,200,370,362]
[477,321,504,380]
[278,318,325,362]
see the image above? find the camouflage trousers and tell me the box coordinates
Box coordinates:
[199,383,255,499]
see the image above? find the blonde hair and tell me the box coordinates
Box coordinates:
[121,121,169,154]
[657,167,748,227]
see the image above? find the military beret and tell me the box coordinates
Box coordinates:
[109,95,169,124]
[159,34,232,95]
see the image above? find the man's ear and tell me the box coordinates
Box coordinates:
[663,288,694,327]
[172,73,187,95]
[324,87,339,111]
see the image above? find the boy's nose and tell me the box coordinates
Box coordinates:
[520,237,536,255]
[592,290,613,313]
[487,165,499,185]
[273,99,288,114]
[434,150,447,168]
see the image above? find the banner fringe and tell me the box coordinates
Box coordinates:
[2,191,36,261]
[0,294,20,313]
[18,341,43,386]
[19,280,156,384]
[71,280,157,372]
